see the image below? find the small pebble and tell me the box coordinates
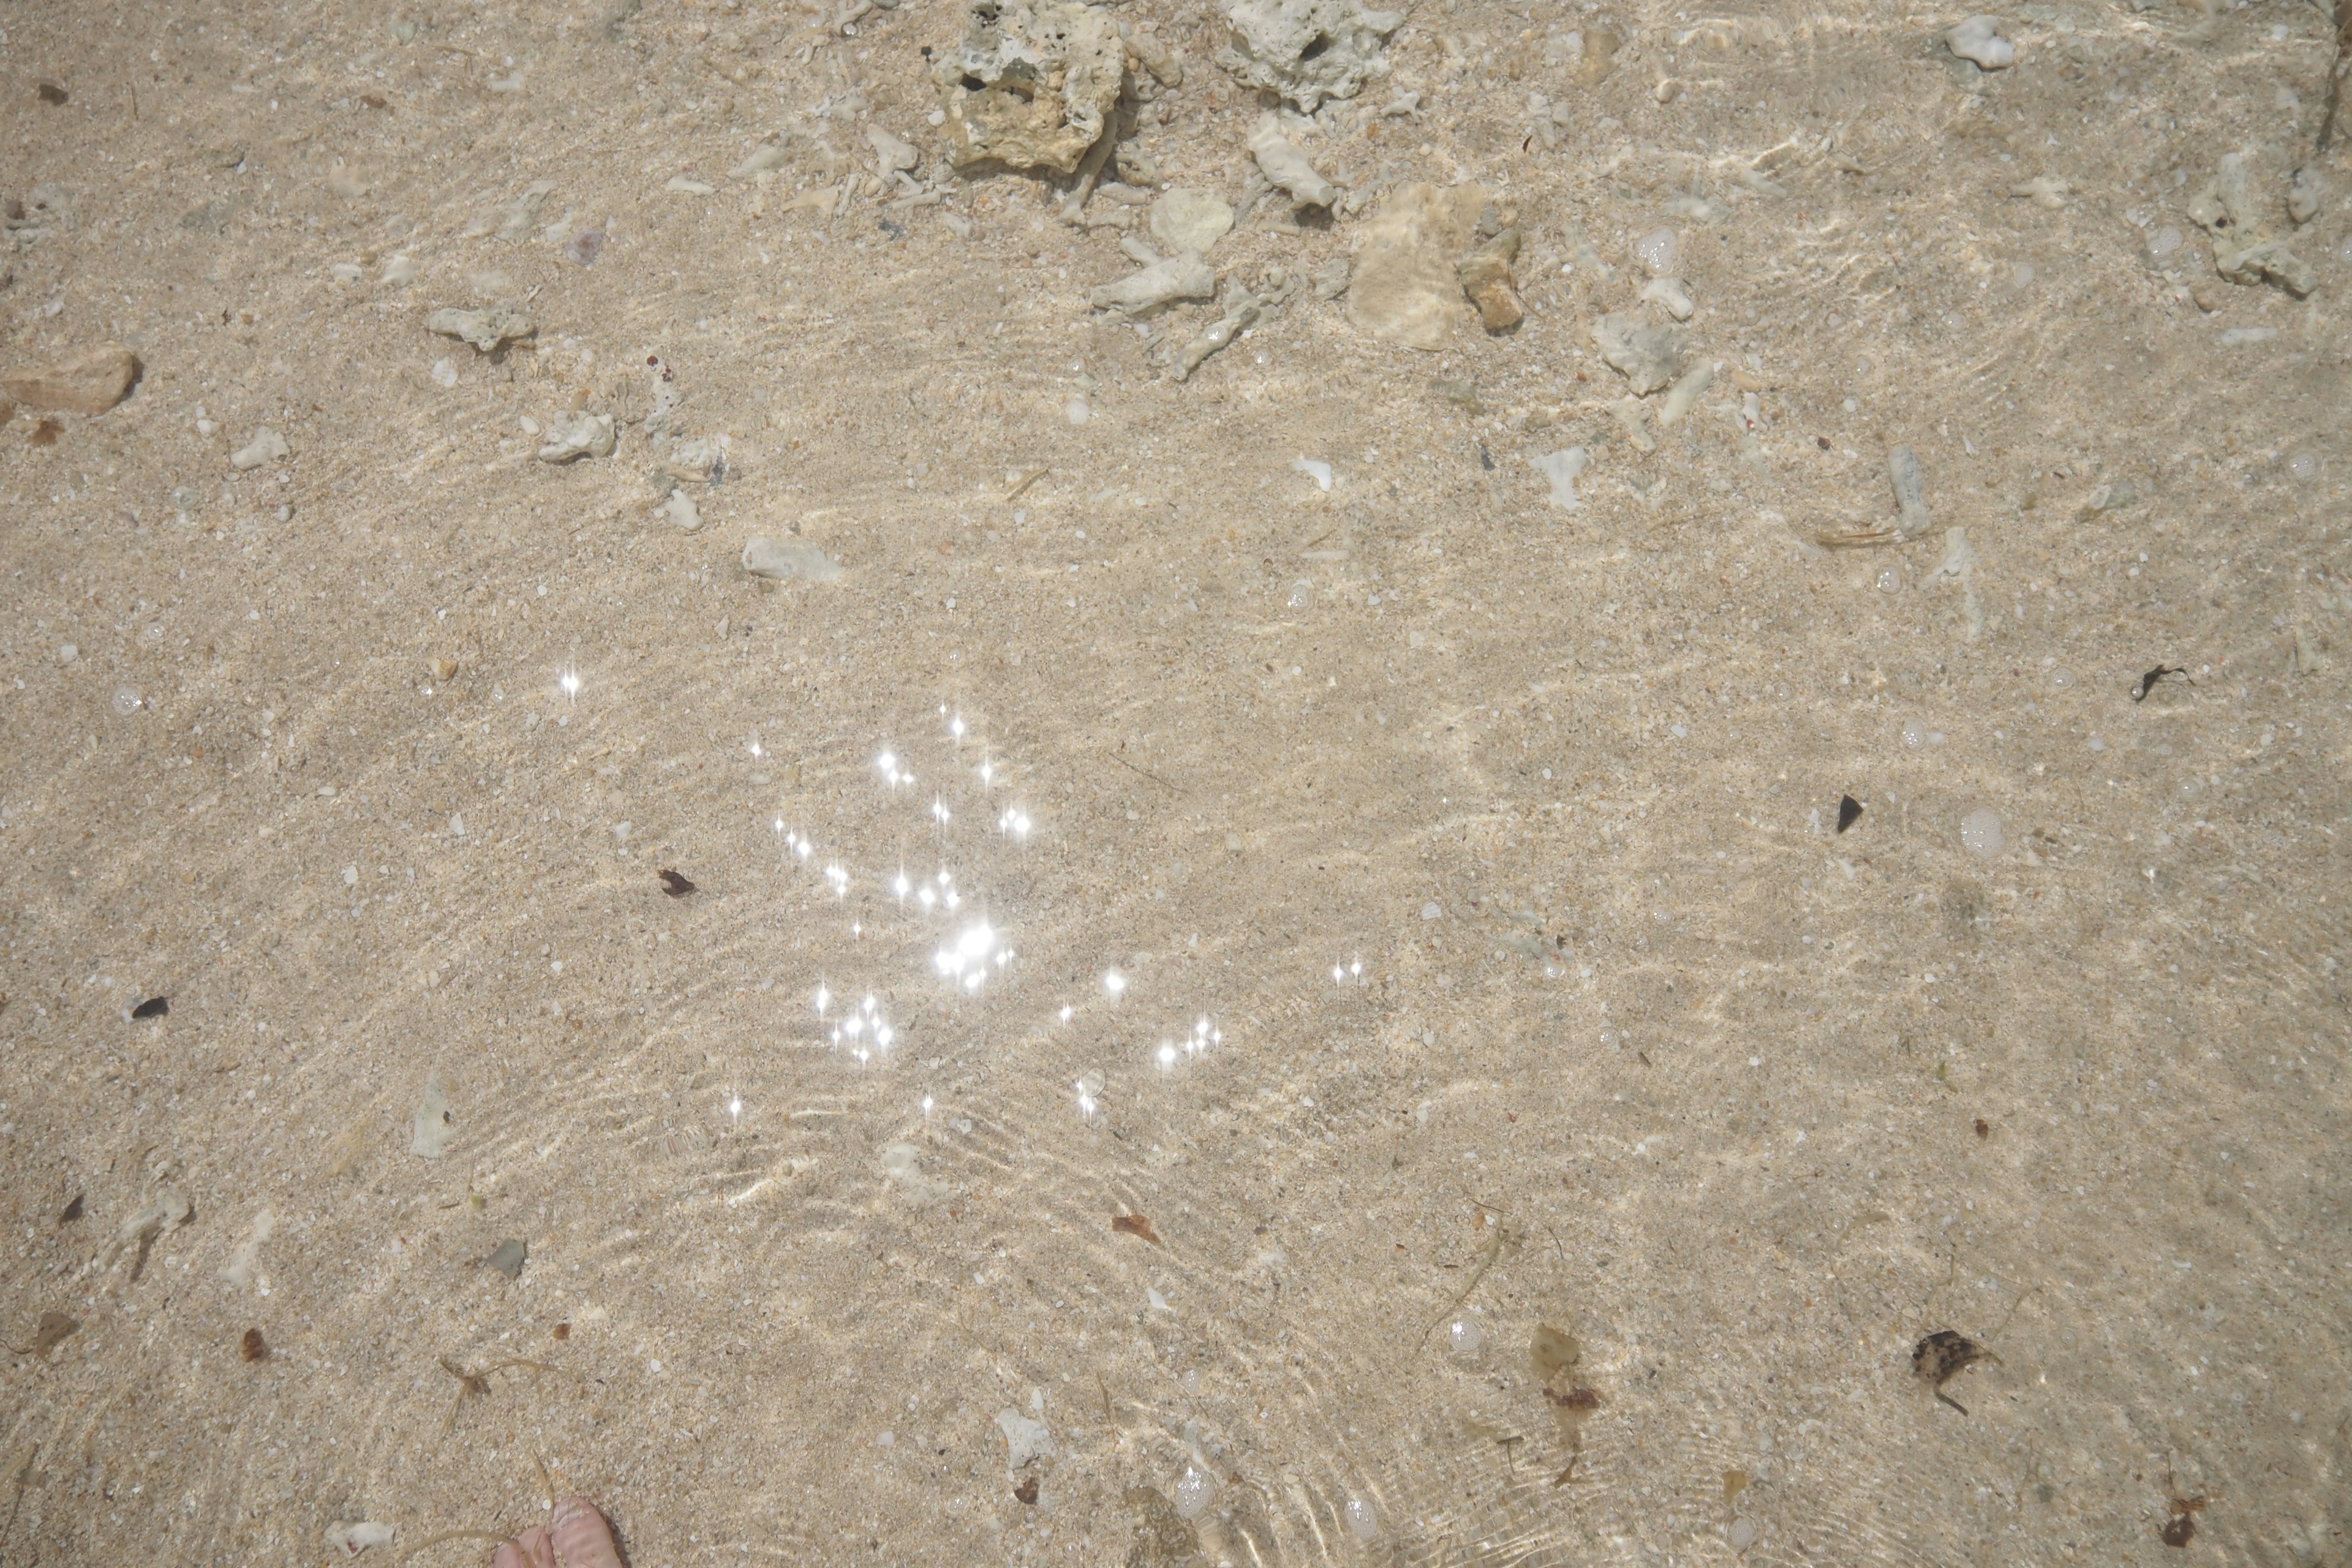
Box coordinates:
[1946,15,2015,69]
[485,1238,527,1280]
[562,227,606,266]
[1064,396,1091,426]
[1292,457,1332,491]
[56,643,78,664]
[230,428,289,471]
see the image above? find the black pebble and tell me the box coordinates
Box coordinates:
[657,869,697,897]
[131,995,170,1019]
[1836,795,1863,834]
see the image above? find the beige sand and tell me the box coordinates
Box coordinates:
[2,0,2348,1563]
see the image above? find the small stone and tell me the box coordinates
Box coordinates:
[1088,254,1216,315]
[1591,313,1684,395]
[410,1074,455,1158]
[660,491,703,532]
[1220,0,1403,111]
[537,412,616,464]
[1729,1517,1757,1550]
[2215,238,2314,298]
[995,1407,1056,1471]
[380,254,420,286]
[1,342,139,415]
[1171,292,1262,381]
[865,125,919,175]
[1960,808,2005,859]
[1656,361,1713,427]
[485,1238,527,1280]
[743,535,844,582]
[1246,114,1338,208]
[561,227,606,266]
[1455,227,1524,331]
[1311,255,1351,300]
[2008,175,2070,208]
[324,1522,398,1559]
[1945,16,2015,69]
[1148,189,1234,256]
[1531,447,1589,510]
[665,176,717,196]
[230,428,290,471]
[426,306,534,353]
[1637,275,1694,320]
[665,438,723,483]
[934,0,1124,174]
[2287,165,2325,226]
[1610,396,1656,453]
[55,643,78,665]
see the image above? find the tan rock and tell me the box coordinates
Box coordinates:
[1,342,139,415]
[1347,183,1483,350]
[1456,227,1524,332]
[933,0,1124,175]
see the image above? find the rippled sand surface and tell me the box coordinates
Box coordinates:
[3,0,2348,1562]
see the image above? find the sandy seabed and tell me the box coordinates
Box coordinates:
[2,0,2349,1563]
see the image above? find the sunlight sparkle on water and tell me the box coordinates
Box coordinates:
[826,864,850,898]
[559,668,582,703]
[998,808,1031,839]
[935,922,1005,992]
[1104,971,1126,997]
[814,985,831,1016]
[932,797,952,824]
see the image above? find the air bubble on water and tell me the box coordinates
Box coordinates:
[1635,227,1678,275]
[1961,807,2005,859]
[111,687,143,715]
[1287,579,1314,609]
[2288,452,2317,481]
[1344,1498,1381,1540]
[1447,1316,1485,1363]
[1902,720,1926,748]
[1172,1463,1217,1520]
[1876,568,1901,592]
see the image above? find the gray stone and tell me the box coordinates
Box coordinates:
[537,412,616,463]
[1246,115,1338,208]
[1888,445,1932,536]
[1089,254,1216,314]
[1220,0,1403,110]
[1149,189,1234,256]
[1591,314,1684,395]
[426,306,535,353]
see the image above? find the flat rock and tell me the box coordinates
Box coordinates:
[744,535,843,582]
[1,342,138,415]
[1348,182,1484,350]
[933,0,1124,174]
[1591,314,1684,394]
[1149,189,1234,256]
[1221,0,1403,110]
[426,306,535,353]
[230,428,290,471]
[537,412,616,463]
[2217,238,2315,297]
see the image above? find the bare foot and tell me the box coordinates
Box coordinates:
[491,1525,552,1568]
[491,1498,622,1568]
[549,1497,625,1568]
